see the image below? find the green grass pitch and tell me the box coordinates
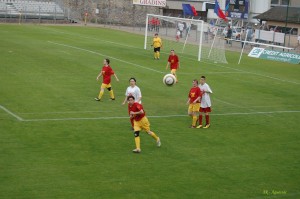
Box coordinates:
[0,24,300,199]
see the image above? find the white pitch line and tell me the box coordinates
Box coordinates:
[40,27,139,50]
[47,41,164,74]
[21,110,300,122]
[179,71,250,75]
[0,105,23,121]
[45,26,300,85]
[204,61,300,85]
[18,110,113,115]
[43,27,299,85]
[213,97,276,118]
[214,98,245,108]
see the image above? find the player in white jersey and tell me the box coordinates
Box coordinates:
[122,77,142,129]
[197,76,213,129]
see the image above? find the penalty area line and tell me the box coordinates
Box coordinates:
[21,110,300,122]
[47,41,164,74]
[0,105,24,121]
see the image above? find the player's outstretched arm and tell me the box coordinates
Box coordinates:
[186,98,190,105]
[96,72,102,81]
[122,96,127,105]
[166,62,170,70]
[114,74,119,82]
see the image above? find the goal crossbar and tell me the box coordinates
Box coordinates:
[145,14,204,61]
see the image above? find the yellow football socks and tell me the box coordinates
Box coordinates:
[98,90,104,99]
[192,116,197,127]
[135,137,140,149]
[109,90,115,99]
[150,131,159,141]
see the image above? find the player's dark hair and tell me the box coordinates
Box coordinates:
[171,49,174,52]
[201,76,206,79]
[127,95,135,100]
[105,58,110,64]
[129,77,136,82]
[193,79,198,84]
[155,33,158,36]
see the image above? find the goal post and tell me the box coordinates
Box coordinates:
[144,14,228,63]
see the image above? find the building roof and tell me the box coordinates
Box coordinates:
[254,6,300,24]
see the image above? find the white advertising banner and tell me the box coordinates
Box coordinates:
[133,0,167,7]
[255,30,285,44]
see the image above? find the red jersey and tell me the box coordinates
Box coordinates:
[168,55,179,69]
[155,18,160,26]
[128,102,146,121]
[150,18,155,25]
[188,87,201,104]
[101,65,114,84]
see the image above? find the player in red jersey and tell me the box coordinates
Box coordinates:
[127,96,161,153]
[95,58,119,101]
[166,49,180,83]
[186,79,202,128]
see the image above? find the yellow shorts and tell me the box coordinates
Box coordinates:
[134,117,150,132]
[188,103,200,113]
[101,83,112,89]
[171,69,177,74]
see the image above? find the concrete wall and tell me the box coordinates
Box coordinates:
[95,0,161,26]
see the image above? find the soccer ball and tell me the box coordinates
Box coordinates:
[163,74,176,86]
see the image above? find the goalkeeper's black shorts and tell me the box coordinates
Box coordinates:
[154,47,161,52]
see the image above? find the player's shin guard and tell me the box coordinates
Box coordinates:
[157,51,160,59]
[192,116,197,127]
[154,52,157,59]
[134,131,140,149]
[98,90,104,99]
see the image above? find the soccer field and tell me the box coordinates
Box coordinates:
[0,24,300,199]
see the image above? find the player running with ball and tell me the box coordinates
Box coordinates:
[166,49,180,83]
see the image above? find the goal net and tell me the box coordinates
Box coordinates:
[144,14,228,63]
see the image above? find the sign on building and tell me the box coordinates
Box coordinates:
[225,0,249,19]
[133,0,166,7]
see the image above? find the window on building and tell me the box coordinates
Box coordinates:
[271,0,290,6]
[271,0,279,4]
[281,0,290,6]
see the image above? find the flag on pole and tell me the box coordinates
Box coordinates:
[214,0,228,21]
[182,4,198,16]
[225,1,230,17]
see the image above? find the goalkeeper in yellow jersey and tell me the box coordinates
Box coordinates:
[151,33,162,60]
